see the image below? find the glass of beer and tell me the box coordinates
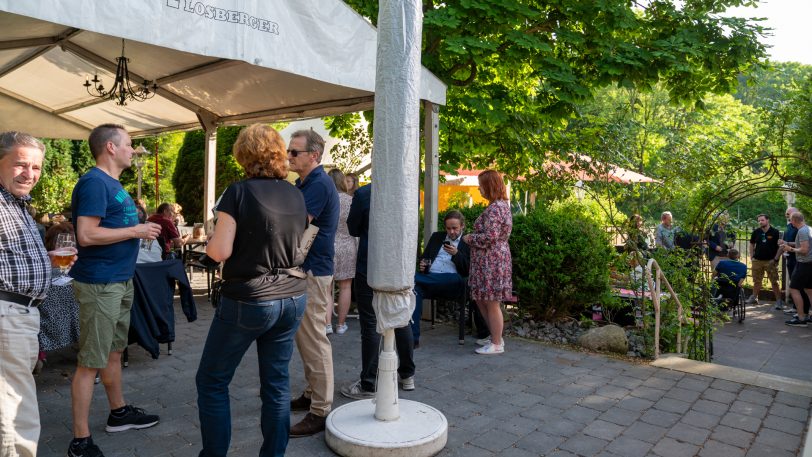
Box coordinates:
[53,232,77,274]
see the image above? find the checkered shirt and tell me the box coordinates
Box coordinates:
[0,186,51,299]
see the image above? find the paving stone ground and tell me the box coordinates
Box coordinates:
[34,287,811,456]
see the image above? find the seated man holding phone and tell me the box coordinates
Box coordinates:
[412,210,471,346]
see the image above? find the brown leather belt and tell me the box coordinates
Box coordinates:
[0,290,43,307]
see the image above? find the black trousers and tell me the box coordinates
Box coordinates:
[788,256,811,314]
[355,272,415,392]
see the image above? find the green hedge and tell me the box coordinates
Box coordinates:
[173,126,245,223]
[510,203,614,321]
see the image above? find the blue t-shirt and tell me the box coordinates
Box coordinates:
[715,259,747,286]
[70,167,139,283]
[296,165,339,276]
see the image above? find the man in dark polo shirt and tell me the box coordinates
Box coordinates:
[0,131,55,457]
[286,129,339,437]
[747,214,783,307]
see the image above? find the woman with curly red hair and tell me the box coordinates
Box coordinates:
[196,123,308,456]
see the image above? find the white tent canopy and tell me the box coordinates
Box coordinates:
[0,0,446,228]
[0,0,445,139]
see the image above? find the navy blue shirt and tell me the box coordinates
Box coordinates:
[785,223,798,261]
[70,167,139,283]
[347,184,370,276]
[715,259,747,286]
[296,165,339,276]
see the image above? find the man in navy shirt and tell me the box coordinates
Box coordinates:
[286,130,339,437]
[67,124,162,457]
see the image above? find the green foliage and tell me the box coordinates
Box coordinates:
[328,123,370,173]
[31,139,78,214]
[126,132,185,212]
[343,0,767,177]
[446,191,473,210]
[510,203,614,321]
[172,127,245,223]
[436,204,487,234]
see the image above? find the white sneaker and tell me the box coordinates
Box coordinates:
[399,375,415,391]
[745,295,757,305]
[475,336,491,346]
[475,342,505,355]
[775,299,785,310]
[325,324,333,335]
[336,323,348,335]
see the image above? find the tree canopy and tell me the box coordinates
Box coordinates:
[341,0,767,177]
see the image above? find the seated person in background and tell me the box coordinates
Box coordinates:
[610,253,649,293]
[44,221,75,252]
[172,202,186,227]
[147,202,189,258]
[135,198,148,224]
[707,212,732,268]
[714,248,747,304]
[412,210,470,346]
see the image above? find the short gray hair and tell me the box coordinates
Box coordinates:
[0,131,45,160]
[791,212,805,223]
[290,129,325,163]
[661,211,672,220]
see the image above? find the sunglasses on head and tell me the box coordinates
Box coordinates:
[287,149,311,157]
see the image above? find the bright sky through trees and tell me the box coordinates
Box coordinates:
[726,0,812,64]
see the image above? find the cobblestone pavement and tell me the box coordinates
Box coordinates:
[35,291,810,456]
[714,300,812,381]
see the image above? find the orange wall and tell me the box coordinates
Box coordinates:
[421,184,488,211]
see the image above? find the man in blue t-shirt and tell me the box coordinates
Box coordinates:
[66,124,162,457]
[715,248,747,302]
[286,129,339,437]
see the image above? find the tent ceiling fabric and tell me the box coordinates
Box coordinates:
[0,0,446,139]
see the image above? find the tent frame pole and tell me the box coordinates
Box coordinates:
[422,100,439,246]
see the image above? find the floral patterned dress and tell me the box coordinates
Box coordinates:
[468,199,513,301]
[333,192,358,281]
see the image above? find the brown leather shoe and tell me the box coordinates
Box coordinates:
[290,412,326,437]
[290,394,311,412]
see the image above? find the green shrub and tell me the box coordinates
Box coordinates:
[173,126,245,223]
[510,203,614,321]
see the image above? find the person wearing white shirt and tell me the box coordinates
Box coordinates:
[413,211,471,346]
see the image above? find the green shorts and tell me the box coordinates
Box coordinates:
[72,279,133,369]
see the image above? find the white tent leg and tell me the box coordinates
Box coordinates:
[202,125,216,232]
[422,101,439,248]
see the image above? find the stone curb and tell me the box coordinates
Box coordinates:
[651,353,812,397]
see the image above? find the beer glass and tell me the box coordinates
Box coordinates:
[53,232,77,274]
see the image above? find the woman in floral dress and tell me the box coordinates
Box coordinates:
[327,169,358,335]
[463,170,512,354]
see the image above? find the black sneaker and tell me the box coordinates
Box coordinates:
[67,438,104,457]
[105,405,159,432]
[785,317,808,328]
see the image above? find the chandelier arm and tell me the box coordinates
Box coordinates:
[81,39,157,106]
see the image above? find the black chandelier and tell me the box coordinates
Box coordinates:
[83,39,157,106]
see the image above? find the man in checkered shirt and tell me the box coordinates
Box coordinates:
[0,131,53,457]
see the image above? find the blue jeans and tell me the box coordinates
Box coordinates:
[412,272,465,342]
[196,294,306,457]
